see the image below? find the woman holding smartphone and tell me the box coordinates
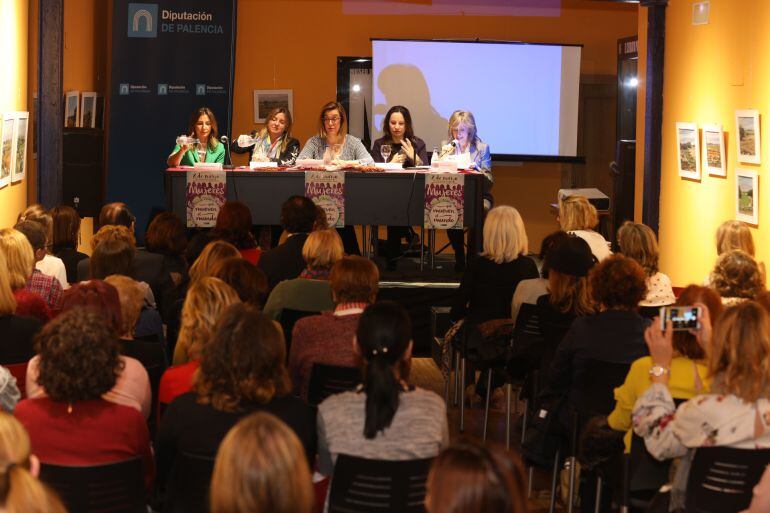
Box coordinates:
[167,107,225,167]
[231,107,300,166]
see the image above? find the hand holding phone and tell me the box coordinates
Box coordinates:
[659,306,702,331]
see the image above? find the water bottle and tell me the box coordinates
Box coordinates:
[431,147,439,167]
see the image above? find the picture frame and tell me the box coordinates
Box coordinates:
[11,111,28,184]
[253,89,293,124]
[64,91,80,128]
[736,168,759,225]
[702,123,726,177]
[735,109,760,164]
[0,113,16,189]
[676,122,700,180]
[80,92,97,129]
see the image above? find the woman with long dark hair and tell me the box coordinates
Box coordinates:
[167,106,225,167]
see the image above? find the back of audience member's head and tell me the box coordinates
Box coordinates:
[709,300,770,402]
[13,221,46,257]
[35,308,123,403]
[330,256,380,305]
[313,204,329,231]
[179,277,241,361]
[589,254,647,311]
[558,195,598,232]
[209,257,268,308]
[189,240,241,283]
[280,196,317,234]
[426,441,527,513]
[195,303,290,411]
[617,221,660,276]
[538,231,571,278]
[145,211,187,256]
[91,224,137,252]
[356,301,413,439]
[210,412,313,513]
[545,236,596,316]
[51,204,81,250]
[0,412,67,513]
[17,205,52,247]
[481,206,528,264]
[711,249,764,299]
[214,201,257,250]
[185,231,221,268]
[0,228,35,290]
[716,220,755,257]
[99,202,135,229]
[672,285,723,361]
[90,238,134,280]
[302,229,344,271]
[0,252,16,317]
[756,290,770,315]
[61,280,123,335]
[104,275,145,339]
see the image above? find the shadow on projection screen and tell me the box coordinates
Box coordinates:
[372,39,582,161]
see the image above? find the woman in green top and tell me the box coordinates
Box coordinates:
[167,107,225,167]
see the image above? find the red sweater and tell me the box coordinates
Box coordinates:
[158,360,200,409]
[13,289,51,323]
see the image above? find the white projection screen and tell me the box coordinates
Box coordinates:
[372,39,582,161]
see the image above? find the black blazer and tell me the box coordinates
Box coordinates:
[53,246,88,284]
[258,233,309,291]
[371,136,429,167]
[230,135,300,167]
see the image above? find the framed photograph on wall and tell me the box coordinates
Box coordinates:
[736,168,759,225]
[702,124,726,177]
[253,89,293,124]
[80,92,97,129]
[64,91,80,128]
[0,113,16,189]
[735,109,760,164]
[11,112,28,183]
[676,122,700,180]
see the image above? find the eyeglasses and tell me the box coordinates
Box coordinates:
[323,116,341,124]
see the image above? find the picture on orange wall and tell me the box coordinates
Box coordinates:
[736,110,760,164]
[676,122,700,180]
[702,124,726,177]
[0,114,15,189]
[253,90,293,124]
[11,112,28,184]
[80,92,97,129]
[64,91,80,128]
[736,169,758,225]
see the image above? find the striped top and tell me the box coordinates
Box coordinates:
[297,135,375,164]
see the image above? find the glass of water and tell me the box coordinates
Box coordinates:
[380,144,392,163]
[196,142,207,162]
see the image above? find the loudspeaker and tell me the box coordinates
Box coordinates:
[62,128,104,217]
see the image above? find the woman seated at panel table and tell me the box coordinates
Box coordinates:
[231,107,300,167]
[371,106,429,269]
[166,107,225,167]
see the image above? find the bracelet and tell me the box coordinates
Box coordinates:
[649,365,670,378]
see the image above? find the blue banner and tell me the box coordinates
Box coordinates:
[107,0,235,242]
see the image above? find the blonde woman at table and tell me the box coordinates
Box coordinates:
[297,101,374,165]
[167,107,225,167]
[231,107,300,167]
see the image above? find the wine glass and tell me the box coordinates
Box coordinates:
[196,142,207,163]
[380,144,392,163]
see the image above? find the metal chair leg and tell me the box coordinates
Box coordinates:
[459,357,466,432]
[521,398,529,445]
[527,466,534,499]
[429,229,435,270]
[361,225,368,258]
[482,369,492,441]
[567,455,577,513]
[505,382,512,450]
[453,351,460,406]
[595,476,603,513]
[549,450,560,513]
[443,344,452,405]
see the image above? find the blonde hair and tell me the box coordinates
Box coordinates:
[210,412,313,513]
[447,110,480,147]
[178,277,240,361]
[91,224,136,252]
[104,275,145,337]
[0,229,35,290]
[711,250,765,299]
[0,251,16,316]
[481,206,528,264]
[617,221,660,276]
[17,204,52,247]
[189,241,241,283]
[716,220,755,256]
[558,196,598,232]
[0,412,67,513]
[302,229,344,270]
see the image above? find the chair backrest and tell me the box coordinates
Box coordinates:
[168,451,216,513]
[508,303,546,396]
[328,454,433,513]
[39,458,145,513]
[5,362,28,398]
[685,446,770,513]
[279,308,319,356]
[307,364,362,406]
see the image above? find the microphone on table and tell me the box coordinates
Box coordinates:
[220,135,234,169]
[439,139,458,158]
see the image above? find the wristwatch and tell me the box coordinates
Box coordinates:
[649,365,670,377]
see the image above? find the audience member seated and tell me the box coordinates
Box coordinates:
[709,249,765,305]
[0,412,67,513]
[17,205,68,290]
[425,441,528,513]
[187,240,241,284]
[558,195,611,261]
[258,195,318,290]
[0,249,41,367]
[160,277,240,405]
[210,412,313,513]
[210,256,269,309]
[0,228,53,321]
[608,285,723,451]
[26,281,152,419]
[156,304,316,506]
[12,222,64,314]
[617,221,675,310]
[212,200,261,265]
[511,230,570,324]
[14,308,154,489]
[711,219,765,283]
[317,301,448,477]
[51,204,88,285]
[263,228,344,320]
[145,211,188,286]
[289,256,380,399]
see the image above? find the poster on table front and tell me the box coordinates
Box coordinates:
[424,173,464,229]
[186,171,226,228]
[305,171,345,228]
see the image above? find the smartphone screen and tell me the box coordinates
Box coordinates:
[660,306,701,331]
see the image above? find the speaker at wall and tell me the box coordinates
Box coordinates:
[62,128,104,217]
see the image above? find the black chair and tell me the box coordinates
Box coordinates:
[278,308,319,356]
[39,458,145,513]
[328,454,433,513]
[166,451,216,513]
[307,363,362,406]
[685,446,770,513]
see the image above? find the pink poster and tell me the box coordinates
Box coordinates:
[305,171,345,228]
[424,173,464,229]
[186,171,226,228]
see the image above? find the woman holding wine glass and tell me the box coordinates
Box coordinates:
[231,107,300,166]
[167,107,225,167]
